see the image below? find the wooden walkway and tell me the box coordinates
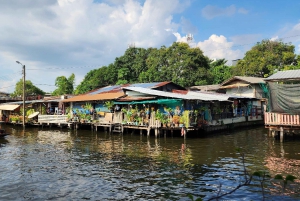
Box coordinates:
[264,112,300,142]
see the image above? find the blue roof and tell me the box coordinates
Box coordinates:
[129,82,163,88]
[86,82,170,95]
[87,85,120,95]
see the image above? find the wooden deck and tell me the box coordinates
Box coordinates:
[265,112,300,126]
[264,112,300,142]
[38,115,70,127]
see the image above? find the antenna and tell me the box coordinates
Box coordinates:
[128,42,135,48]
[187,33,193,42]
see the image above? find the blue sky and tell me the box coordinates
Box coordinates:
[0,0,299,93]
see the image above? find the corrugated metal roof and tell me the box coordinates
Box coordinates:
[187,91,253,100]
[62,92,125,102]
[1,100,44,105]
[221,76,265,85]
[186,91,231,101]
[117,96,156,101]
[0,104,20,111]
[129,82,171,88]
[188,84,220,91]
[123,87,230,101]
[219,83,250,89]
[84,82,176,96]
[265,70,300,81]
[87,85,120,95]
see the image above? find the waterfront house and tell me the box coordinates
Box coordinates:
[264,69,300,141]
[219,76,267,119]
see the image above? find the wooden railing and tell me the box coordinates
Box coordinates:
[264,112,300,126]
[38,115,68,124]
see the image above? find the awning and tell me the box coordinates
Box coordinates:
[28,112,39,119]
[62,92,125,102]
[220,83,250,89]
[114,99,182,105]
[0,104,20,111]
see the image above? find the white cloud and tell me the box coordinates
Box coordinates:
[238,7,248,14]
[196,34,244,63]
[0,0,188,93]
[202,5,248,19]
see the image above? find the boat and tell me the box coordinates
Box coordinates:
[0,129,10,138]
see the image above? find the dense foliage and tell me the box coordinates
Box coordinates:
[231,40,298,77]
[75,42,213,94]
[52,73,75,95]
[11,79,45,97]
[58,40,300,95]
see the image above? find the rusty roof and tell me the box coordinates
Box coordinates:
[83,81,183,96]
[116,96,156,102]
[62,92,125,102]
[188,84,220,91]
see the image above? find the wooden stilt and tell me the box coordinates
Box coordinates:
[272,130,275,137]
[280,127,284,142]
[147,127,150,137]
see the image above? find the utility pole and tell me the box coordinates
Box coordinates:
[16,61,26,128]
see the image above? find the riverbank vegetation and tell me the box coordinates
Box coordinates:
[11,39,300,96]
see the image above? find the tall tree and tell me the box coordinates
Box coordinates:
[74,65,118,95]
[74,42,212,94]
[11,79,45,97]
[52,73,75,95]
[209,59,232,84]
[232,40,296,77]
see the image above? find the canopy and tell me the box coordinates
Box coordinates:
[0,104,20,111]
[114,99,182,105]
[28,112,39,119]
[220,83,249,89]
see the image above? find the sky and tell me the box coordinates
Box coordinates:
[0,0,300,93]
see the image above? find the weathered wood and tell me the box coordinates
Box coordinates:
[265,112,300,126]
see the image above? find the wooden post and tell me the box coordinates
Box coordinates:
[280,127,284,142]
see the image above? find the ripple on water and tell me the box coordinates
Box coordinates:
[0,126,300,200]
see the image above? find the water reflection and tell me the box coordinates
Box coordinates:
[0,125,299,200]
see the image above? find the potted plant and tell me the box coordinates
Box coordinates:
[104,101,114,113]
[84,103,93,114]
[179,115,185,127]
[172,115,180,127]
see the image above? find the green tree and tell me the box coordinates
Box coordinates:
[74,42,212,94]
[232,40,296,77]
[209,59,232,84]
[11,79,45,97]
[52,73,75,95]
[140,42,211,87]
[74,65,118,95]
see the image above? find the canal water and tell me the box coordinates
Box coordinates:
[0,124,299,201]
